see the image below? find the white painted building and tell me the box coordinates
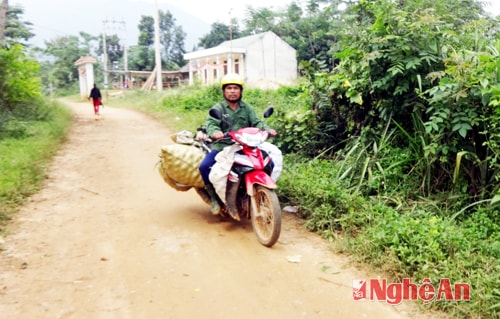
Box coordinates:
[183,31,297,89]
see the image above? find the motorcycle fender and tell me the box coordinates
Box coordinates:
[245,171,277,196]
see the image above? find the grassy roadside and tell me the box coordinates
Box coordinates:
[0,99,72,234]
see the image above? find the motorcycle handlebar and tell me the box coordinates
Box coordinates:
[211,129,277,141]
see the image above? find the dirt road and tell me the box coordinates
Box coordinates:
[0,101,428,318]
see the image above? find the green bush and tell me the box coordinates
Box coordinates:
[0,101,72,228]
[279,153,500,318]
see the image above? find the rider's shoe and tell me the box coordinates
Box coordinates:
[205,184,221,215]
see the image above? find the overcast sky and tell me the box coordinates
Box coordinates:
[11,0,295,48]
[11,0,500,49]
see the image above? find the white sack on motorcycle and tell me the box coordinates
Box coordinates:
[209,144,241,201]
[209,143,283,202]
[158,144,205,191]
[260,142,283,182]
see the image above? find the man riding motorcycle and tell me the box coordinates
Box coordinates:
[198,73,277,220]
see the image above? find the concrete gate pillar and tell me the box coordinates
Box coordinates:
[74,56,97,100]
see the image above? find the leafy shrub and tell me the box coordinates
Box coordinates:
[0,101,71,227]
[0,45,41,113]
[271,107,319,155]
[277,149,500,318]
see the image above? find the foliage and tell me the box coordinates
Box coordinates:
[273,0,342,69]
[98,33,123,70]
[43,35,91,91]
[281,151,500,318]
[4,4,34,45]
[0,0,6,41]
[423,39,500,197]
[285,0,500,200]
[343,204,500,316]
[135,10,186,70]
[0,31,72,230]
[130,15,155,72]
[127,43,154,73]
[0,101,71,230]
[275,5,500,317]
[270,104,319,155]
[198,21,241,49]
[235,0,343,70]
[242,6,277,35]
[278,154,364,238]
[0,44,43,130]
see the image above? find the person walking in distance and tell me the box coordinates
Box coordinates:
[88,83,102,116]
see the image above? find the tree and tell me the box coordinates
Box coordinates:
[131,15,155,72]
[4,4,34,45]
[272,0,343,69]
[100,33,124,69]
[43,35,90,90]
[288,0,500,197]
[133,10,186,71]
[0,2,34,46]
[138,15,155,47]
[158,10,174,64]
[168,25,186,69]
[198,21,241,49]
[243,7,276,34]
[233,1,342,69]
[0,0,42,128]
[0,44,41,114]
[79,32,99,58]
[158,10,186,69]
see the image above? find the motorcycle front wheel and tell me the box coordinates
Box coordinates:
[250,185,282,247]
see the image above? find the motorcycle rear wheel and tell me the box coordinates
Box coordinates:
[250,185,282,247]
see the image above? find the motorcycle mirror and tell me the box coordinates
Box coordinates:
[209,108,222,120]
[263,107,274,118]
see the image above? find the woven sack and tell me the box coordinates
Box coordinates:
[159,144,205,190]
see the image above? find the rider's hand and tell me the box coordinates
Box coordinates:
[212,131,224,140]
[195,131,211,142]
[268,129,277,137]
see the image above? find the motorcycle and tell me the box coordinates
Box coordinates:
[158,107,282,247]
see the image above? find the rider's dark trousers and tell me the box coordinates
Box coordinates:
[199,150,219,185]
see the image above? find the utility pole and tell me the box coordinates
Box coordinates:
[123,39,128,85]
[154,0,162,92]
[228,8,233,74]
[0,0,8,41]
[102,20,108,88]
[102,18,128,89]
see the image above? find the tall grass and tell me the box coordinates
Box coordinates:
[0,100,72,231]
[282,132,500,318]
